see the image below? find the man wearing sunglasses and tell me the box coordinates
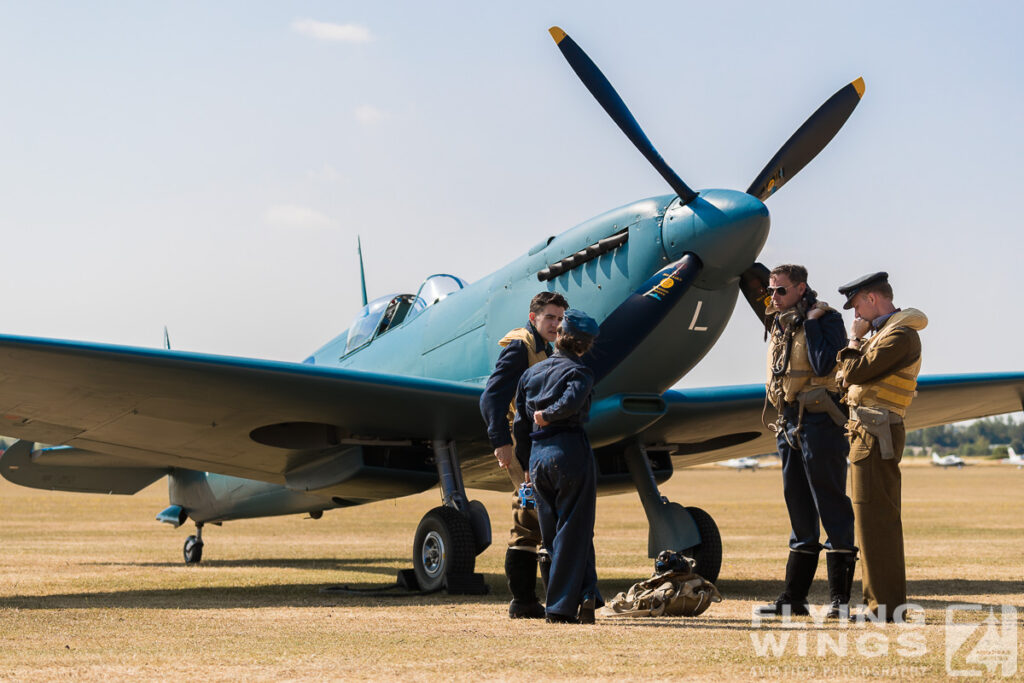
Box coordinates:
[756,264,857,620]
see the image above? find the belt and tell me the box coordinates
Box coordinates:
[849,405,902,459]
[530,425,585,440]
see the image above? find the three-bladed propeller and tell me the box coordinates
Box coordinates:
[548,26,865,328]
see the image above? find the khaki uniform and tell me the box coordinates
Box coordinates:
[837,308,927,619]
[498,327,549,550]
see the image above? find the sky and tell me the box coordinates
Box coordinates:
[0,2,1021,394]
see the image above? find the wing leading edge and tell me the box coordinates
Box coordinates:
[1,333,1020,484]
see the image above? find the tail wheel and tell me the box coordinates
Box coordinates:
[412,507,476,592]
[684,506,722,583]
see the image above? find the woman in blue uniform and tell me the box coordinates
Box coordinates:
[513,309,601,624]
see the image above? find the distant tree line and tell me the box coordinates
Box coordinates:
[905,415,1024,456]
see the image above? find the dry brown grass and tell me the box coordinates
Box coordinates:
[1,458,1021,681]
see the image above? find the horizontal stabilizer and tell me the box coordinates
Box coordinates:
[0,440,167,494]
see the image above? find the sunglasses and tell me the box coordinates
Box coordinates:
[767,285,793,296]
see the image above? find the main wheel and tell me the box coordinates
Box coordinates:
[683,506,721,583]
[412,507,476,592]
[183,535,204,565]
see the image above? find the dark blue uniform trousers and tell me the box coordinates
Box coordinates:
[529,430,602,618]
[777,410,856,553]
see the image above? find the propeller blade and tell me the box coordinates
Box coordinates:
[549,26,698,205]
[746,78,865,201]
[585,253,703,383]
[738,263,773,336]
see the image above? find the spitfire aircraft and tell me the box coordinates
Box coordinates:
[2,27,1023,592]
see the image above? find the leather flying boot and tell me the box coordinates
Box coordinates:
[756,550,819,616]
[505,548,545,619]
[578,594,596,625]
[825,550,857,620]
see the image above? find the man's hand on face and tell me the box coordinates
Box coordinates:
[851,317,872,339]
[494,445,514,468]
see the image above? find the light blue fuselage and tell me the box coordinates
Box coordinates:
[172,190,770,522]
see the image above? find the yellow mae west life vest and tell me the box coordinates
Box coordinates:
[766,303,841,408]
[501,327,550,431]
[844,308,928,418]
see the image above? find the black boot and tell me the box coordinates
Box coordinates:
[756,550,819,616]
[577,594,596,625]
[825,551,857,620]
[506,548,545,619]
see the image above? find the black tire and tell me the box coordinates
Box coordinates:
[413,507,476,592]
[684,506,721,583]
[467,500,492,556]
[183,535,204,565]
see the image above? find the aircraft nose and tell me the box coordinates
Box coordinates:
[661,189,770,287]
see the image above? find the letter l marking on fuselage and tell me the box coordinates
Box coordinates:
[689,301,708,332]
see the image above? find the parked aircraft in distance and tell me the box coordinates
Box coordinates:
[2,27,1023,593]
[1003,447,1024,469]
[930,450,965,469]
[717,457,772,471]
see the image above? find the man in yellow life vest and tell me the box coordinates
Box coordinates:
[837,272,926,622]
[756,264,857,620]
[479,291,568,619]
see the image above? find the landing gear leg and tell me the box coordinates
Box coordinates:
[409,441,490,594]
[624,442,722,582]
[184,522,204,565]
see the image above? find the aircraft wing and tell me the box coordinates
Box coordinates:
[0,334,489,483]
[642,372,1024,468]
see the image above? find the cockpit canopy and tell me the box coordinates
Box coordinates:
[411,273,468,312]
[342,274,468,356]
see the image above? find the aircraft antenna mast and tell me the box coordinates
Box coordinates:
[357,236,368,307]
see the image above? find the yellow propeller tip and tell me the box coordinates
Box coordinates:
[549,26,567,43]
[852,77,866,98]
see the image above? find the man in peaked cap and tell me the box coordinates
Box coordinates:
[836,272,928,622]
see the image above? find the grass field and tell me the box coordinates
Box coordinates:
[1,458,1021,680]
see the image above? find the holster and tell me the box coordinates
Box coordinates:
[797,387,847,428]
[849,406,902,460]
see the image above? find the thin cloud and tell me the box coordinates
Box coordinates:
[354,105,384,125]
[305,164,346,184]
[264,204,334,230]
[291,19,373,43]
